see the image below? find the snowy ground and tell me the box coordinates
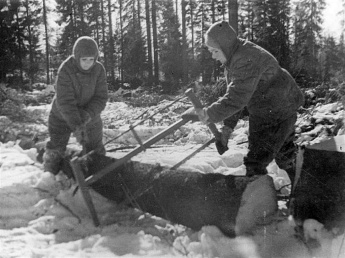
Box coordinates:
[1,98,345,258]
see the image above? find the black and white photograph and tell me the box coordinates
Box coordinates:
[0,0,345,257]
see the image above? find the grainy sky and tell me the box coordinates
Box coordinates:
[323,0,344,39]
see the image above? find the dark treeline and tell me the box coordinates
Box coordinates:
[1,0,345,93]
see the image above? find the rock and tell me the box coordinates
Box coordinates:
[235,175,278,235]
[292,135,345,233]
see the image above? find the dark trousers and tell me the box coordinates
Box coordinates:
[46,112,105,155]
[244,114,297,183]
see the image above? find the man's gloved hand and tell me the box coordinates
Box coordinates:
[79,110,91,124]
[182,107,209,124]
[195,108,209,124]
[182,107,199,122]
[220,125,233,147]
[73,124,89,145]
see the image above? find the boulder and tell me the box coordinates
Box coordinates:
[292,135,345,233]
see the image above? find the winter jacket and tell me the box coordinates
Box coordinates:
[50,56,108,131]
[206,39,304,125]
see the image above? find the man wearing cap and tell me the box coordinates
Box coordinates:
[43,36,108,175]
[185,21,304,185]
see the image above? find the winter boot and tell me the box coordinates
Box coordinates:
[43,149,63,175]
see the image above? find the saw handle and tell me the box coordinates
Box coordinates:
[185,89,221,140]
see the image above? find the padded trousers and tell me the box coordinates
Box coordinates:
[244,114,297,184]
[45,112,105,157]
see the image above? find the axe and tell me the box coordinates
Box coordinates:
[185,89,229,155]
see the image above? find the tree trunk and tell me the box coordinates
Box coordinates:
[63,152,277,237]
[152,0,159,86]
[145,0,153,84]
[201,0,207,84]
[107,0,115,84]
[175,0,178,24]
[25,0,34,84]
[101,0,108,77]
[190,0,194,58]
[211,0,215,23]
[14,8,23,83]
[72,0,77,41]
[93,1,100,45]
[119,0,124,85]
[181,0,188,84]
[228,0,238,33]
[78,0,85,34]
[43,0,50,84]
[210,0,218,82]
[137,0,141,29]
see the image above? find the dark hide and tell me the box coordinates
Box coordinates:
[292,136,345,233]
[63,153,247,237]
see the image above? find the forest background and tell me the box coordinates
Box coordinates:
[1,0,345,98]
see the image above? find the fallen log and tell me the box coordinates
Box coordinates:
[292,135,345,233]
[62,152,277,237]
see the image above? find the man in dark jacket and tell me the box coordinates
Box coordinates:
[186,21,304,184]
[43,36,108,175]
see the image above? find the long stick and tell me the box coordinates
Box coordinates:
[185,89,222,140]
[104,96,186,146]
[170,138,215,170]
[71,157,100,226]
[85,118,189,185]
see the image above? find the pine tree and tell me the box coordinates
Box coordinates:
[23,0,41,84]
[193,0,217,84]
[145,0,153,86]
[120,0,146,89]
[158,0,183,93]
[291,0,326,85]
[56,0,94,58]
[320,36,340,82]
[152,0,159,86]
[252,0,291,69]
[0,0,33,85]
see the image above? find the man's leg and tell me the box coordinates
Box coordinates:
[274,114,298,185]
[275,135,297,186]
[244,115,297,177]
[244,137,274,177]
[43,113,71,175]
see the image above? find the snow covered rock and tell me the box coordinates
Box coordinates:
[235,175,278,235]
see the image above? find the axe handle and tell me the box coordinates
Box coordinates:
[185,89,221,140]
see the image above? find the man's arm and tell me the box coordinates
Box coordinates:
[205,58,261,123]
[84,63,108,118]
[55,66,83,130]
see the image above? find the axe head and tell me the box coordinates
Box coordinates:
[215,140,229,155]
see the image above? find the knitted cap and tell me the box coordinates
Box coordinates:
[73,36,99,61]
[205,21,237,59]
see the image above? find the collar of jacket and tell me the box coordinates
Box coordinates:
[223,38,242,67]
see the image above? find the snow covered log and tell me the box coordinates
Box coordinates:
[62,153,277,237]
[292,135,345,232]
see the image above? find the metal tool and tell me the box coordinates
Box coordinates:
[70,88,204,226]
[184,89,229,155]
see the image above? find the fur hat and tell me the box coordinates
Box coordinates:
[205,21,238,59]
[73,36,99,61]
